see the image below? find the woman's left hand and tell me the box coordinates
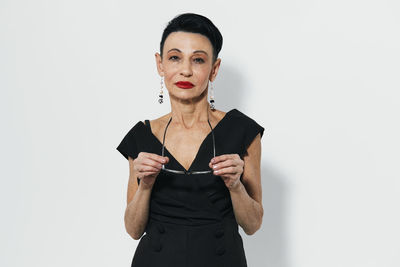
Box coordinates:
[209,154,244,191]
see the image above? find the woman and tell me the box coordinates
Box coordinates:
[117,13,265,267]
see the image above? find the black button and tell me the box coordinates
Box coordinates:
[153,242,162,252]
[214,229,224,238]
[216,247,226,255]
[157,224,165,234]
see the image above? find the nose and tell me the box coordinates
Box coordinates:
[180,59,193,77]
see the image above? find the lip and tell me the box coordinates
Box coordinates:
[175,81,195,89]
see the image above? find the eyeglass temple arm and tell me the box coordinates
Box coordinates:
[161,117,173,158]
[207,119,216,158]
[161,116,216,170]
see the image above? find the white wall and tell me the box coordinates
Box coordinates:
[1,1,399,266]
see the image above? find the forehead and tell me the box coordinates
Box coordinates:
[163,31,213,53]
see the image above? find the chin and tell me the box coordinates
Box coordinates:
[171,92,202,101]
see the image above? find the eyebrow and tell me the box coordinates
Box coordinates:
[167,48,208,56]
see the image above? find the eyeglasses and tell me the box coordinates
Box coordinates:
[161,116,216,175]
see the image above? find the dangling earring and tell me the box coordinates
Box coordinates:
[209,81,215,110]
[158,77,164,104]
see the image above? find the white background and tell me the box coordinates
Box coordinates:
[1,1,399,266]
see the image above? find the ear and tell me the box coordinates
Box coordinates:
[209,58,221,82]
[155,52,164,77]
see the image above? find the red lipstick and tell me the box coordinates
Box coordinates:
[175,81,194,89]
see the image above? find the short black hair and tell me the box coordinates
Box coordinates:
[160,13,223,63]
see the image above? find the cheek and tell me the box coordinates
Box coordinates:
[163,70,176,83]
[163,63,179,76]
[197,73,211,86]
[194,66,212,80]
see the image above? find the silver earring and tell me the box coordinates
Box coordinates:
[209,81,215,110]
[158,77,164,104]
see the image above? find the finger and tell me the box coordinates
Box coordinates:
[145,153,169,164]
[211,154,234,164]
[213,166,238,176]
[141,157,164,169]
[213,159,244,173]
[137,164,160,173]
[230,156,244,169]
[212,159,235,170]
[135,158,161,172]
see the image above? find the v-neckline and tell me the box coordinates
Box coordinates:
[141,109,236,173]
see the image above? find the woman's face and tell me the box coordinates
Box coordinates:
[155,31,221,103]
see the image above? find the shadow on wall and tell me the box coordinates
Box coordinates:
[213,63,245,112]
[217,63,290,267]
[244,164,290,267]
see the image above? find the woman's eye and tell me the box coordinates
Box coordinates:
[194,58,205,63]
[169,56,179,61]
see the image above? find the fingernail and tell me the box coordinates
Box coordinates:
[211,159,215,163]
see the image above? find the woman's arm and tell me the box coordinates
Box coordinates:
[124,153,168,240]
[124,157,152,240]
[210,133,263,235]
[230,133,263,235]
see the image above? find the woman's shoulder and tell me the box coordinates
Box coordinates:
[120,120,145,140]
[146,113,171,134]
[225,108,259,124]
[229,108,252,119]
[211,108,230,123]
[228,108,265,135]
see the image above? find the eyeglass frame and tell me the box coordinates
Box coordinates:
[161,116,216,175]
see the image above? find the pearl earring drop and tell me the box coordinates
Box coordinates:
[158,77,164,104]
[209,81,215,110]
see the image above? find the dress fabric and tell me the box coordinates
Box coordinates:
[116,108,265,267]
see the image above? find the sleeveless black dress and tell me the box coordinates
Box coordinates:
[116,108,265,267]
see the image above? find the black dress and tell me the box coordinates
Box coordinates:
[116,108,265,267]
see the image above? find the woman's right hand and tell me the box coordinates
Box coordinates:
[133,152,169,189]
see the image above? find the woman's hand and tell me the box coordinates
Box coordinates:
[133,152,169,189]
[209,154,244,191]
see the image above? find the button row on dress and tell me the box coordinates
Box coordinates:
[216,246,226,256]
[152,223,165,252]
[214,229,224,238]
